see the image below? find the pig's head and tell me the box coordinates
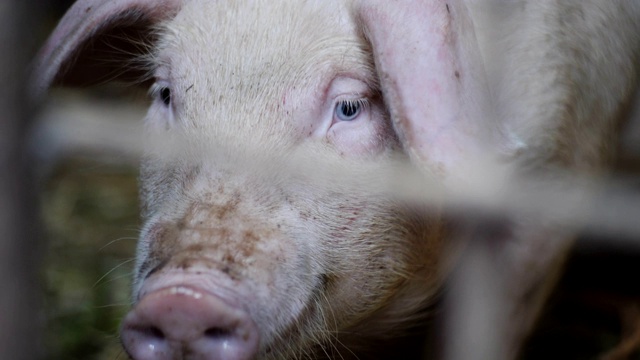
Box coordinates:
[34,0,494,358]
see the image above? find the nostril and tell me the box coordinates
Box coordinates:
[122,324,172,360]
[147,326,166,340]
[129,324,165,340]
[204,327,233,338]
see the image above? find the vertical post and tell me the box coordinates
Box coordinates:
[0,1,44,359]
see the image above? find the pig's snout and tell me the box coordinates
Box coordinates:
[121,285,259,360]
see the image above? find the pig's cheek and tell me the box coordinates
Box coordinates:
[327,121,386,156]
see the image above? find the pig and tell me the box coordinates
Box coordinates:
[32,0,640,359]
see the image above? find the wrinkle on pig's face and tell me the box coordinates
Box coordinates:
[134,0,443,356]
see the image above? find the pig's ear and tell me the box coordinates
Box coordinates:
[31,0,183,98]
[356,1,499,183]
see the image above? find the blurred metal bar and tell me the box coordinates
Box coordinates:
[445,239,507,360]
[32,97,640,245]
[0,1,44,359]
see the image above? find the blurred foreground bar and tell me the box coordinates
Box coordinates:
[0,1,44,359]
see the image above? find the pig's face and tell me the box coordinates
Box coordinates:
[129,0,445,358]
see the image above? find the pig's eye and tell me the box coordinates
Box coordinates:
[335,99,368,121]
[150,83,172,107]
[160,87,171,106]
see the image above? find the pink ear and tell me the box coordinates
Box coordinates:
[356,0,498,183]
[31,0,183,98]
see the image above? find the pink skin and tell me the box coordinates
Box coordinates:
[357,0,498,182]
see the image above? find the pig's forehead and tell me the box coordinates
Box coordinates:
[155,0,374,99]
